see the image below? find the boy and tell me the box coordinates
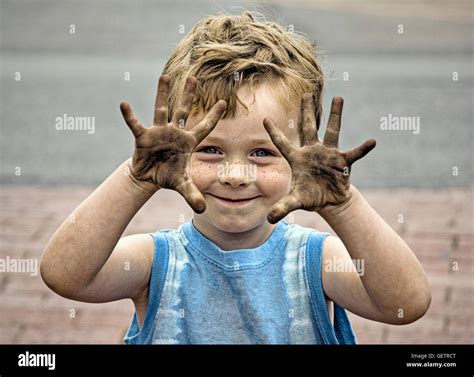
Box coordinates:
[40,11,431,344]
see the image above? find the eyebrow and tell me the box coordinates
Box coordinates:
[203,136,275,146]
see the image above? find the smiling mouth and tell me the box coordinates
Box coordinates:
[208,193,260,204]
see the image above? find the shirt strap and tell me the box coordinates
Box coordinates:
[124,231,170,344]
[306,230,357,344]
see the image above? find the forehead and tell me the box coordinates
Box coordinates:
[187,82,300,146]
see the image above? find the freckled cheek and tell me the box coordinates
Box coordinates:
[256,162,292,197]
[189,159,217,191]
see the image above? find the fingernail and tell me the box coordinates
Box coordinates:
[195,202,206,214]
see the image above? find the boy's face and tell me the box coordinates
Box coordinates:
[186,82,300,233]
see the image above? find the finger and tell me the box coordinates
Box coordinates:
[267,194,302,224]
[344,138,376,165]
[153,74,170,126]
[171,76,197,127]
[120,102,146,138]
[299,93,318,145]
[175,180,207,214]
[323,96,343,148]
[263,117,296,160]
[192,100,227,144]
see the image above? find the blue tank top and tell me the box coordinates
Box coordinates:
[124,220,357,344]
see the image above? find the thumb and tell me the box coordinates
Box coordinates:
[175,180,207,214]
[267,193,302,224]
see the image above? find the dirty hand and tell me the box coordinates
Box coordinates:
[120,74,226,213]
[263,95,376,223]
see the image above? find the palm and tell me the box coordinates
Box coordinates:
[263,95,376,223]
[120,75,226,213]
[131,125,195,189]
[286,143,351,211]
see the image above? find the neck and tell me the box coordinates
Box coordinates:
[192,217,276,251]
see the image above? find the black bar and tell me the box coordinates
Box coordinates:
[0,344,472,377]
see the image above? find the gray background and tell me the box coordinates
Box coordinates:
[1,0,472,188]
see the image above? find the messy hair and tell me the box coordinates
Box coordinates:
[163,11,324,128]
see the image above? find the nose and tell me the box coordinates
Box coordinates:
[218,161,252,188]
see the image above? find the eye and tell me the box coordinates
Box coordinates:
[198,146,221,154]
[252,149,275,157]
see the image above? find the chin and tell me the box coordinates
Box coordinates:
[209,215,264,234]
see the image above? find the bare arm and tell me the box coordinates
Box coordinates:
[40,75,226,302]
[263,95,431,324]
[40,160,156,301]
[320,186,431,324]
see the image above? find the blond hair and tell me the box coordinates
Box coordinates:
[163,11,324,128]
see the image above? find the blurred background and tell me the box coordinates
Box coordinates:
[0,0,472,344]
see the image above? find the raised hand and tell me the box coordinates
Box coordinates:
[120,74,226,213]
[263,95,376,223]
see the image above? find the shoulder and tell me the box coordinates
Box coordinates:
[321,235,351,273]
[284,221,321,240]
[147,228,183,251]
[128,229,179,300]
[282,223,332,262]
[321,235,343,254]
[284,222,332,249]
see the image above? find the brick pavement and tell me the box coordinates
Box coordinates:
[0,186,472,344]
